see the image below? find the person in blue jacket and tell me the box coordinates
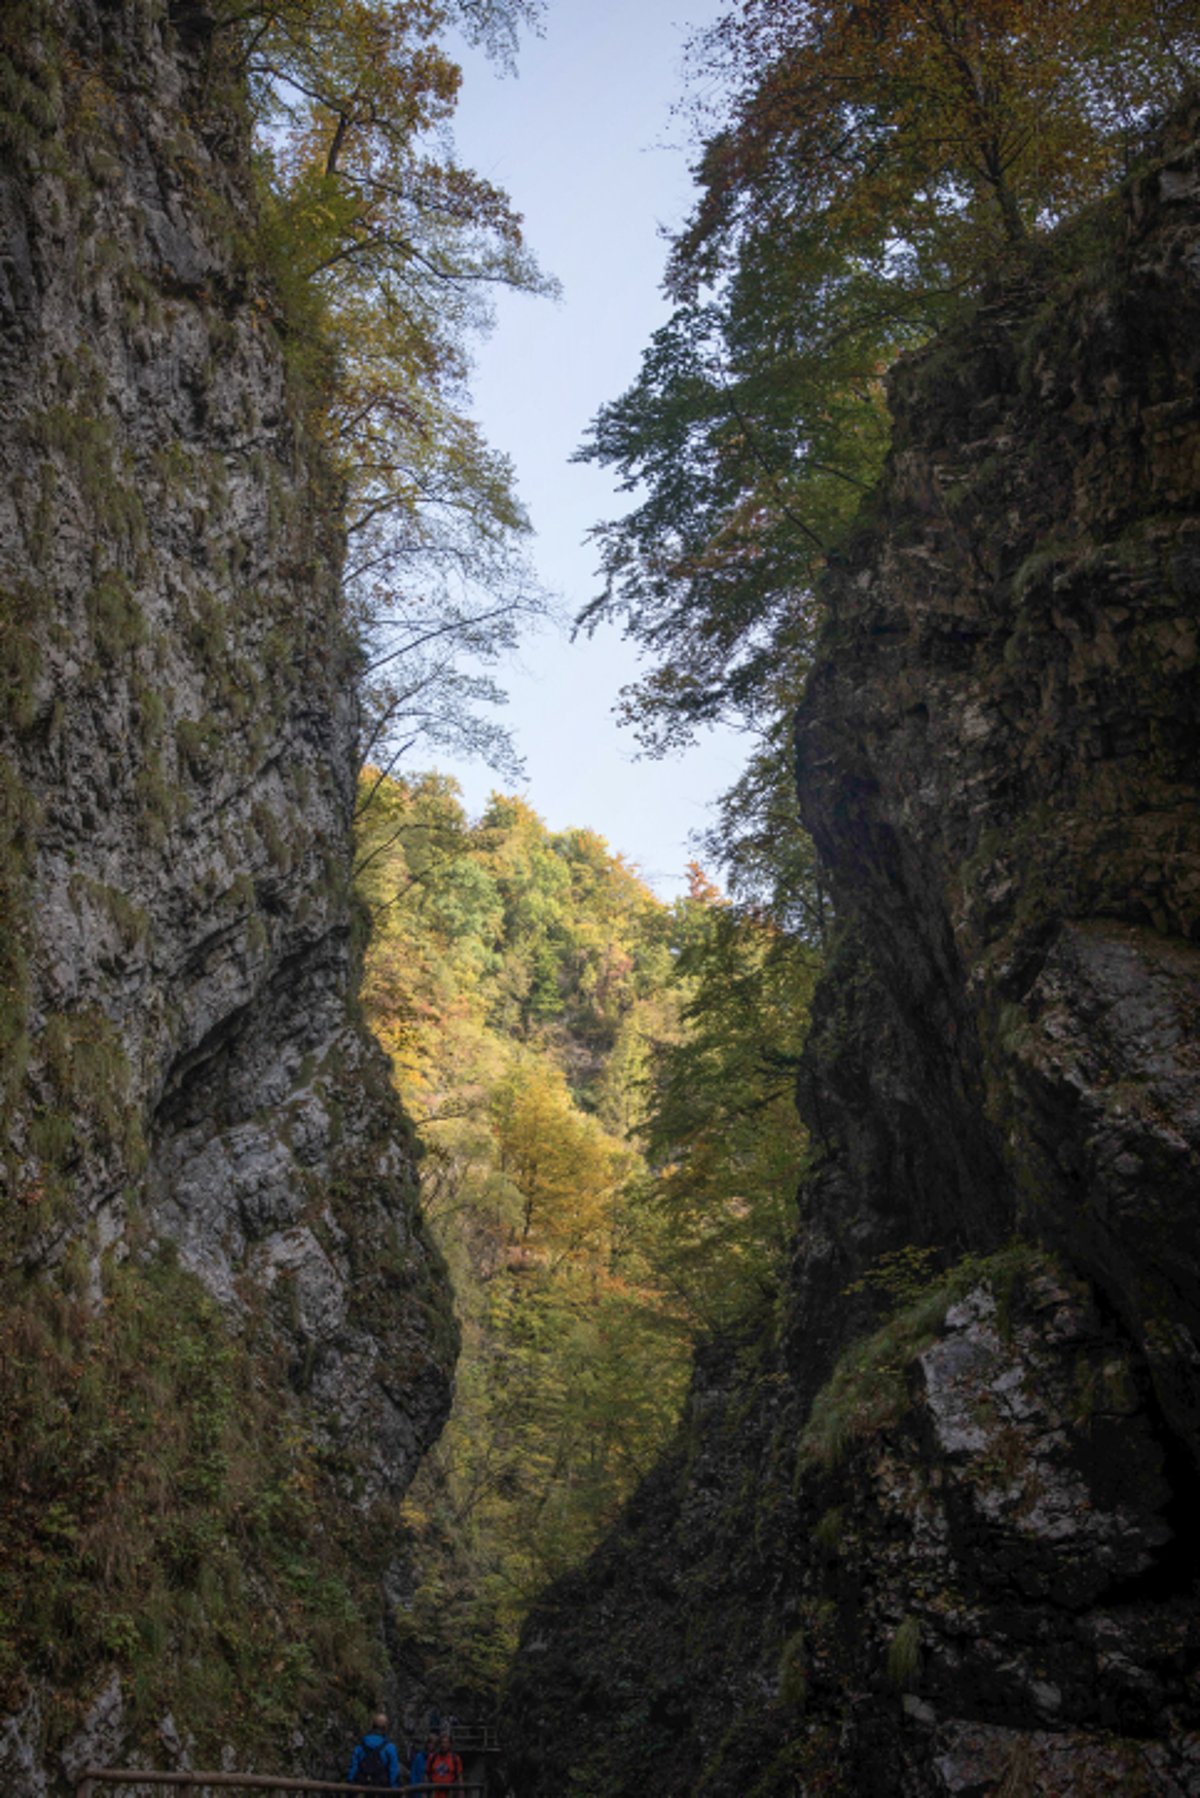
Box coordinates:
[347,1712,403,1788]
[410,1733,435,1789]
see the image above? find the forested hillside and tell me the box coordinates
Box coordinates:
[354,772,817,1700]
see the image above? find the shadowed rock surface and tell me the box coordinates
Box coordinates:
[0,2,454,1784]
[500,105,1200,1797]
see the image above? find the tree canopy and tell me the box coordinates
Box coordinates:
[225,0,555,774]
[578,0,1200,765]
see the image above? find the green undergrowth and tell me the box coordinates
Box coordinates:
[886,1615,922,1689]
[0,760,37,1201]
[799,1241,1043,1471]
[0,1242,391,1765]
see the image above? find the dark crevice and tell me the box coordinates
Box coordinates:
[1083,1275,1200,1608]
[151,926,346,1135]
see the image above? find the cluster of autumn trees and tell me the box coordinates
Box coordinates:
[355,775,817,1694]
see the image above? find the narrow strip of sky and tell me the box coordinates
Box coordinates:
[435,0,739,898]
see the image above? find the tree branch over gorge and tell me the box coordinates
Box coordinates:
[216,0,556,774]
[576,0,1199,903]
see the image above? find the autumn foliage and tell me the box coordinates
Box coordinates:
[227,0,554,771]
[579,0,1200,826]
[677,0,1200,280]
[355,772,816,1695]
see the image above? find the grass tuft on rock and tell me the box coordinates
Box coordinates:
[799,1241,1041,1470]
[886,1615,922,1689]
[0,1245,391,1764]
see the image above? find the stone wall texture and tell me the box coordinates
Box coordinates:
[0,3,455,1784]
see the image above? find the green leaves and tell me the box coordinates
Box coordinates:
[637,890,819,1331]
[355,769,829,1694]
[577,235,907,754]
[579,0,1200,790]
[234,0,556,774]
[357,774,692,1693]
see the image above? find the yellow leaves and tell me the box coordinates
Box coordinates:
[490,1060,626,1253]
[353,766,700,1683]
[242,3,552,771]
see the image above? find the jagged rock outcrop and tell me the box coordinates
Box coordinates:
[501,108,1200,1795]
[1,2,454,1785]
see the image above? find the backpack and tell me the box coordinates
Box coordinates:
[356,1737,391,1787]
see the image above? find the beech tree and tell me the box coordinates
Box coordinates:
[224,0,555,772]
[579,0,1200,762]
[674,0,1200,281]
[491,1062,628,1253]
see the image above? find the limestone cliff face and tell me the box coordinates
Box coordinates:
[1,2,454,1784]
[501,110,1200,1795]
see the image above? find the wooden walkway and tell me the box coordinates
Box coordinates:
[79,1773,486,1796]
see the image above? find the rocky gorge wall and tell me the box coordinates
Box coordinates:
[0,3,455,1786]
[501,107,1200,1795]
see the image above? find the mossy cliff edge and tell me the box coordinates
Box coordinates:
[500,109,1200,1795]
[0,2,455,1786]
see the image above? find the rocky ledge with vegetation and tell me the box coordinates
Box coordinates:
[500,103,1200,1797]
[0,2,456,1784]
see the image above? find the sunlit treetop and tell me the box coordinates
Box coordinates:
[675,0,1200,290]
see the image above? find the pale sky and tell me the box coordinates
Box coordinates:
[429,0,744,898]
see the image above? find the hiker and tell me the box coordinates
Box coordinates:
[409,1733,434,1789]
[347,1712,403,1789]
[427,1727,464,1790]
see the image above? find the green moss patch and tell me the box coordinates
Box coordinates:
[799,1242,1042,1471]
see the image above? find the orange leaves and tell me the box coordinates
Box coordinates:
[682,0,1200,285]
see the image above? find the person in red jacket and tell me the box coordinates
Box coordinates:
[427,1729,463,1790]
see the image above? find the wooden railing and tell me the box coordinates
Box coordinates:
[78,1774,484,1796]
[441,1725,498,1752]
